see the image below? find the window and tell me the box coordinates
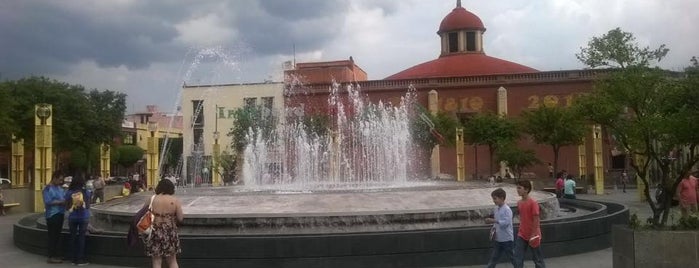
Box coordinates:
[244,97,257,109]
[261,97,274,118]
[193,128,203,147]
[466,32,476,51]
[448,32,459,53]
[192,100,204,126]
[123,133,135,145]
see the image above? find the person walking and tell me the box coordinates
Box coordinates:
[554,173,564,198]
[92,174,106,204]
[514,180,546,268]
[563,175,577,199]
[64,175,91,266]
[677,173,699,219]
[43,173,66,264]
[484,188,514,268]
[143,179,184,268]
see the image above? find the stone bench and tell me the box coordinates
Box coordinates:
[2,202,21,213]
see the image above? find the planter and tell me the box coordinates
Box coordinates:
[612,225,699,267]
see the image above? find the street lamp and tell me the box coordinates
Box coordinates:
[147,121,159,189]
[212,130,221,186]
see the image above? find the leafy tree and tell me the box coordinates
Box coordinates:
[574,28,699,226]
[3,77,126,171]
[576,27,669,69]
[228,105,278,155]
[0,84,17,141]
[495,142,540,182]
[461,112,519,175]
[520,106,586,177]
[117,145,145,169]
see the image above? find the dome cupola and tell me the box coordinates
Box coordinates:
[438,0,486,56]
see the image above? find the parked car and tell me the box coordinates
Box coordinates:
[106,176,129,185]
[0,178,11,189]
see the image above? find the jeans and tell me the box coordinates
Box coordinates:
[46,213,65,259]
[514,236,545,268]
[487,240,515,268]
[68,219,88,263]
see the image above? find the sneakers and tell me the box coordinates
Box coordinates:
[47,257,63,264]
[74,261,90,266]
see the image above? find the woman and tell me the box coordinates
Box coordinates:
[64,175,91,266]
[677,174,698,219]
[143,179,184,268]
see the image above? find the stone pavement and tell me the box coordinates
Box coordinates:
[0,188,661,268]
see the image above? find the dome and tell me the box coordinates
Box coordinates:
[385,53,538,80]
[438,4,485,33]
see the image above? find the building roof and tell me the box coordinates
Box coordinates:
[438,1,485,33]
[385,53,538,80]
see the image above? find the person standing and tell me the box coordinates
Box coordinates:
[563,175,577,199]
[547,163,553,179]
[485,188,514,268]
[677,173,699,219]
[64,175,91,266]
[43,173,66,264]
[143,179,184,268]
[554,173,564,198]
[514,180,545,268]
[0,188,5,216]
[620,170,629,193]
[92,174,106,204]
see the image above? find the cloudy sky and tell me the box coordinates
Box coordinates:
[1,0,697,113]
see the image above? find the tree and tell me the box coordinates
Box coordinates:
[574,28,698,226]
[0,84,17,141]
[495,142,540,182]
[228,105,278,155]
[576,27,669,69]
[520,106,586,177]
[117,145,145,169]
[3,77,126,171]
[462,112,519,175]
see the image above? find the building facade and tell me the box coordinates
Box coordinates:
[181,82,284,183]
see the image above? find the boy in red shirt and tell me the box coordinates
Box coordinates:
[514,180,545,268]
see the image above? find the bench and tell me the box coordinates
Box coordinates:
[542,187,586,194]
[2,202,21,213]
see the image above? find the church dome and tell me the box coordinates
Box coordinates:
[438,2,485,33]
[385,53,538,80]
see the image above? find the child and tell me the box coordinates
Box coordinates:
[484,188,514,268]
[514,180,545,268]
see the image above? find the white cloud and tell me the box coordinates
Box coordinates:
[175,13,237,47]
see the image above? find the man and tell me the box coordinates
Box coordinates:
[514,180,545,268]
[485,188,514,267]
[92,175,106,204]
[43,173,66,264]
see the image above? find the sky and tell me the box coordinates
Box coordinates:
[1,0,697,113]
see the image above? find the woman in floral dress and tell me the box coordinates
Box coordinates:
[142,179,184,268]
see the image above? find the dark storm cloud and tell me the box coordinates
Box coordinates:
[0,0,401,80]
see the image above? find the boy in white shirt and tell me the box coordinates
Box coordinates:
[484,188,514,267]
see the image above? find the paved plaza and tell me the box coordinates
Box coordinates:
[1,188,656,268]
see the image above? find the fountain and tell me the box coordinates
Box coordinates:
[14,51,628,267]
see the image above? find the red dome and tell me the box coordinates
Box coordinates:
[439,6,485,33]
[385,54,538,80]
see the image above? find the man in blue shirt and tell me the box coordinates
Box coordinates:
[485,187,515,267]
[43,174,66,264]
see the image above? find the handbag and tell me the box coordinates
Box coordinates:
[136,195,156,238]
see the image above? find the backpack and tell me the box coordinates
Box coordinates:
[67,190,86,212]
[136,195,156,238]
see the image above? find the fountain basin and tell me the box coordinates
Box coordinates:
[14,182,629,267]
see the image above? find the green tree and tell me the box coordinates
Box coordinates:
[4,77,126,171]
[0,84,17,141]
[462,112,519,175]
[574,28,698,226]
[520,106,586,177]
[228,105,278,155]
[117,145,145,169]
[495,142,540,182]
[576,27,669,69]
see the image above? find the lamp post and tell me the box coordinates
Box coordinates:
[147,121,159,190]
[212,130,221,186]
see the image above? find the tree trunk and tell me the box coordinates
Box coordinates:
[488,145,495,176]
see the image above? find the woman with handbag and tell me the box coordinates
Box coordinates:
[142,179,184,268]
